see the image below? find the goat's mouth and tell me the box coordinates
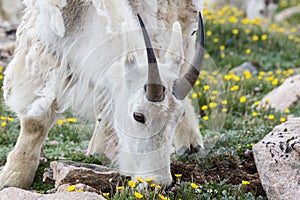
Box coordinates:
[117,143,173,185]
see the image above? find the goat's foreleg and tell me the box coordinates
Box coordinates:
[88,118,117,160]
[0,116,54,189]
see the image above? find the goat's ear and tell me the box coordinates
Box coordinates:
[165,21,184,74]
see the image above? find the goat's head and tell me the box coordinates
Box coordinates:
[113,13,204,185]
[246,0,278,20]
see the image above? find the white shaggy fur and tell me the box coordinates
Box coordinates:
[0,0,204,188]
[207,0,278,21]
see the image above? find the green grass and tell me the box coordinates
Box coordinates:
[0,4,300,200]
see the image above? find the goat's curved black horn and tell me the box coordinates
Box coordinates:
[172,12,205,100]
[137,14,164,102]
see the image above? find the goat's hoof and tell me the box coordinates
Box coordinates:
[176,146,190,156]
[191,144,204,153]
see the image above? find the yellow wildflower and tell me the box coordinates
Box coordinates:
[245,49,251,55]
[245,28,251,34]
[203,8,210,15]
[203,85,210,90]
[222,108,227,113]
[284,109,290,114]
[230,85,239,92]
[128,180,136,188]
[117,186,124,190]
[243,71,251,79]
[206,31,212,36]
[201,105,208,111]
[268,115,275,120]
[57,119,67,125]
[275,69,281,75]
[158,194,169,200]
[241,18,250,25]
[219,45,225,51]
[232,29,239,35]
[174,174,182,178]
[155,185,161,189]
[190,183,199,189]
[103,193,109,197]
[272,79,278,86]
[204,53,210,59]
[239,96,246,103]
[242,180,250,185]
[212,90,218,95]
[145,178,153,182]
[254,101,260,106]
[191,93,197,99]
[1,122,7,127]
[221,100,228,105]
[213,38,219,43]
[265,98,270,104]
[7,117,14,122]
[67,118,77,123]
[252,35,259,41]
[209,102,217,109]
[195,80,200,86]
[134,191,143,198]
[290,27,297,33]
[261,34,268,40]
[259,71,265,77]
[233,75,240,82]
[67,185,76,192]
[201,70,208,76]
[228,16,238,23]
[203,116,209,121]
[288,69,294,74]
[288,35,295,40]
[252,112,258,117]
[268,71,273,76]
[280,117,286,122]
[75,190,84,192]
[137,176,144,183]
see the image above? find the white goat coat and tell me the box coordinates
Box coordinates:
[4,0,201,120]
[1,0,205,187]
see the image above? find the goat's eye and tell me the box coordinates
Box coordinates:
[133,112,145,124]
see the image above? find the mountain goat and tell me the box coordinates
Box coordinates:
[207,0,278,21]
[0,0,205,189]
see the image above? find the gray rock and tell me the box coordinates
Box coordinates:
[44,160,126,192]
[55,183,99,193]
[259,74,300,111]
[229,62,258,75]
[253,118,300,200]
[275,6,300,22]
[0,187,105,200]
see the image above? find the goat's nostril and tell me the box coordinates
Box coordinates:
[260,10,264,14]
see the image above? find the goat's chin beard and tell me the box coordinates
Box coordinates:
[117,141,173,185]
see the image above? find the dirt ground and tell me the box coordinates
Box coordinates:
[171,156,265,197]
